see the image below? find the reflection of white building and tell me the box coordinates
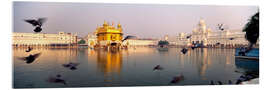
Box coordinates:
[178,19,249,46]
[13,32,77,46]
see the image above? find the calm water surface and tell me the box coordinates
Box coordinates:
[13,47,249,88]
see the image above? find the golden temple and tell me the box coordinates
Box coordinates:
[95,21,123,48]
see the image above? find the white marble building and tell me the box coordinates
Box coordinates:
[122,39,157,46]
[177,19,249,46]
[13,32,77,46]
[86,32,97,48]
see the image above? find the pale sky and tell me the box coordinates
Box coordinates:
[13,2,258,38]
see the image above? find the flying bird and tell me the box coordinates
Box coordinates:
[122,35,137,41]
[46,74,67,85]
[62,62,80,70]
[25,47,33,52]
[245,74,254,80]
[191,45,197,50]
[235,75,250,84]
[170,74,184,84]
[186,35,192,39]
[24,18,47,33]
[153,65,163,71]
[236,79,242,84]
[181,48,188,54]
[217,24,225,31]
[17,53,41,64]
[217,23,229,31]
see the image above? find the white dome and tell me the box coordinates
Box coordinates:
[199,19,206,26]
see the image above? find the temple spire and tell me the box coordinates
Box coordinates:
[117,22,122,28]
[103,20,108,27]
[112,21,114,26]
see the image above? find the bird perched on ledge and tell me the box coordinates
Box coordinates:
[24,18,47,33]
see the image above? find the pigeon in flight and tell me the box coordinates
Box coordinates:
[217,24,225,31]
[153,65,163,71]
[181,48,188,54]
[170,74,184,84]
[24,18,47,33]
[122,35,137,41]
[217,23,229,31]
[25,47,33,52]
[186,35,192,39]
[18,53,41,64]
[62,62,80,70]
[47,74,67,85]
[191,46,196,50]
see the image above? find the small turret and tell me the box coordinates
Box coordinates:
[112,21,115,26]
[117,23,122,29]
[198,18,206,32]
[103,20,108,27]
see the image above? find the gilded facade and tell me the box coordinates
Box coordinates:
[95,21,123,47]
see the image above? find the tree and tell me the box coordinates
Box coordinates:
[158,40,169,46]
[243,12,259,51]
[78,39,86,44]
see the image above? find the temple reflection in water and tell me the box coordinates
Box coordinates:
[13,47,243,87]
[96,49,123,75]
[178,48,235,80]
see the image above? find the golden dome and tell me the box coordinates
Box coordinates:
[95,21,124,45]
[199,19,205,25]
[96,21,123,34]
